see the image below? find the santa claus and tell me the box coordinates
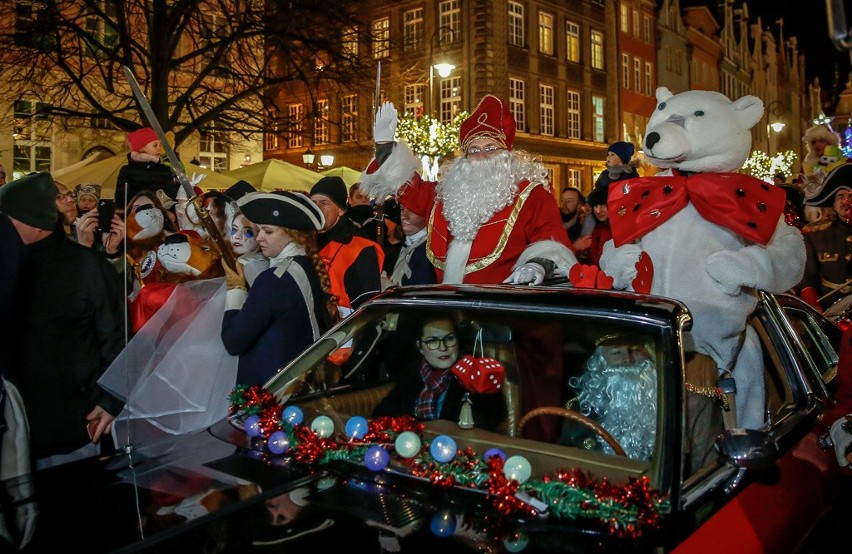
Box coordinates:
[360,95,575,285]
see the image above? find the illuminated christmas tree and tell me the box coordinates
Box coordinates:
[742,150,798,182]
[395,111,468,179]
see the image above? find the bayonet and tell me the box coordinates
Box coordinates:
[374,61,381,115]
[123,66,237,271]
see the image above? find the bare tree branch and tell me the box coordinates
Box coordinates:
[0,0,371,147]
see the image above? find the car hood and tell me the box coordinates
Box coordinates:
[11,418,662,553]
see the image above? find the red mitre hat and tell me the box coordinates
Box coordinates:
[459,94,516,152]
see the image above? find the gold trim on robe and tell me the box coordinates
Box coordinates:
[426,181,543,274]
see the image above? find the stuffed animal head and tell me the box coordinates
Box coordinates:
[642,87,764,173]
[156,230,219,277]
[818,145,844,168]
[126,201,165,241]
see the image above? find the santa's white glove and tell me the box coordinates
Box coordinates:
[189,172,206,187]
[374,101,398,143]
[828,415,852,467]
[503,262,546,285]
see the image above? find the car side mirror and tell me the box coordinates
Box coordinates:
[715,428,779,495]
[716,428,778,469]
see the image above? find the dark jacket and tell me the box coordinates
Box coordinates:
[318,217,383,310]
[593,165,640,190]
[9,230,126,458]
[373,358,506,431]
[222,256,332,387]
[114,154,180,207]
[0,213,25,377]
[389,236,437,287]
[799,219,852,309]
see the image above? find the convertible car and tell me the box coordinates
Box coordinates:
[6,285,846,553]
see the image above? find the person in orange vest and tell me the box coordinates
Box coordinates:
[309,176,384,318]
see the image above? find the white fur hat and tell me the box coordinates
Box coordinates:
[802,124,841,146]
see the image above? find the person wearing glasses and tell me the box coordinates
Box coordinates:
[360,95,575,285]
[373,317,505,430]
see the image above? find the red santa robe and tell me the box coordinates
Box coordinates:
[361,141,575,284]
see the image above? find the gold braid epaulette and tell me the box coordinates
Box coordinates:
[685,382,730,411]
[801,220,832,234]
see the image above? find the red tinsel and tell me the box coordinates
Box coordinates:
[258,405,284,436]
[292,424,339,465]
[485,456,529,516]
[363,415,422,442]
[229,384,277,416]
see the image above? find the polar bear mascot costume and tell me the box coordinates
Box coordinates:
[599,87,806,429]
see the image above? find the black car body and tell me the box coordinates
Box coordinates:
[6,285,845,553]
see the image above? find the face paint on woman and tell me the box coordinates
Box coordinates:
[230,214,260,255]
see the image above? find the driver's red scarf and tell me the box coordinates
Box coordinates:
[608,171,786,247]
[415,360,452,419]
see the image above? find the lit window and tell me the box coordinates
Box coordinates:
[592,95,605,143]
[540,84,554,136]
[565,21,580,63]
[314,99,329,145]
[288,103,303,149]
[591,30,604,69]
[403,8,423,51]
[508,1,524,47]
[342,95,358,142]
[538,11,553,55]
[371,17,389,59]
[509,78,526,132]
[566,90,580,139]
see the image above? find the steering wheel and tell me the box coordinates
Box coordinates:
[516,406,627,457]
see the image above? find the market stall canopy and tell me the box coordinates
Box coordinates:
[52,154,238,198]
[224,159,323,193]
[320,166,362,187]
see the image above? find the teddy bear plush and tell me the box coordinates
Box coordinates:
[598,87,806,429]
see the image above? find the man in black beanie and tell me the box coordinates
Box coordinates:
[309,176,383,317]
[0,172,126,469]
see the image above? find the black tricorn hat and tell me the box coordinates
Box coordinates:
[804,163,852,207]
[237,191,324,230]
[224,180,257,203]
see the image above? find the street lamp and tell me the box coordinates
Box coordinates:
[319,153,335,168]
[429,25,456,117]
[302,148,334,170]
[765,100,785,155]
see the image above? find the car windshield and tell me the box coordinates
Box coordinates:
[264,300,668,484]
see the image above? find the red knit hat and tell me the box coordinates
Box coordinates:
[127,127,159,152]
[459,94,516,152]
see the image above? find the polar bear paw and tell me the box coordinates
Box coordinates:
[600,243,642,290]
[706,250,756,296]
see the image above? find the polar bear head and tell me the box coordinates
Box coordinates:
[642,87,764,173]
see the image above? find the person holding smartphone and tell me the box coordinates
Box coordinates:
[70,194,125,266]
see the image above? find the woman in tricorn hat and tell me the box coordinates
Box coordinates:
[221,191,338,386]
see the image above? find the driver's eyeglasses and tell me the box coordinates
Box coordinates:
[420,333,458,350]
[467,145,503,155]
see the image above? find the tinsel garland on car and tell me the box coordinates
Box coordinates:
[229,384,668,539]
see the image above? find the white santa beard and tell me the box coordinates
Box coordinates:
[570,357,657,460]
[438,151,518,242]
